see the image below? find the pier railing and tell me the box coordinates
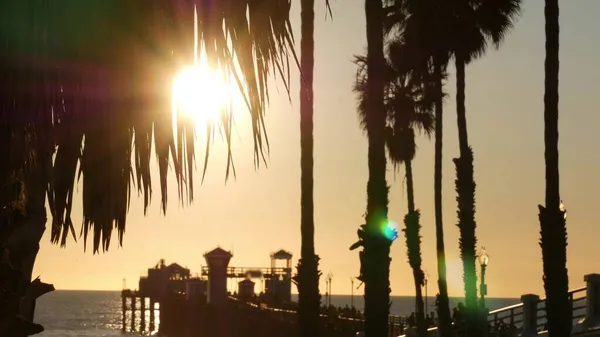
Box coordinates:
[231,297,408,337]
[399,273,600,337]
[536,287,587,332]
[486,286,587,335]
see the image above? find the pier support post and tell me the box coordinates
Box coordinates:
[131,296,136,332]
[121,293,126,332]
[140,297,146,332]
[150,299,155,332]
[521,294,540,337]
[584,274,600,327]
[159,300,165,334]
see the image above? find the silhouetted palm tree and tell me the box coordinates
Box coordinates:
[449,1,521,335]
[539,1,571,337]
[354,38,434,337]
[396,1,454,335]
[0,1,298,335]
[351,0,393,336]
[294,0,322,336]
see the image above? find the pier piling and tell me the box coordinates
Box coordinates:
[121,294,126,332]
[150,299,155,332]
[131,296,136,332]
[140,297,146,332]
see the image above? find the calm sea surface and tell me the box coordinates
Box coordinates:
[36,291,520,336]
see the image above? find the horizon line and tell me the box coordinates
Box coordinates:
[49,288,520,299]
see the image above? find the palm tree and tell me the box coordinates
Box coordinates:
[294,0,322,336]
[539,1,570,337]
[0,1,298,335]
[350,0,393,336]
[449,1,521,334]
[396,1,454,335]
[354,38,434,337]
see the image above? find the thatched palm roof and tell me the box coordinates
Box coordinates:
[0,0,297,253]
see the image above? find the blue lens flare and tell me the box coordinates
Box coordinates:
[382,219,399,242]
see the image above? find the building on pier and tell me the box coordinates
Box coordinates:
[121,247,294,333]
[265,249,293,303]
[238,279,256,300]
[199,247,294,305]
[138,259,199,301]
[122,259,207,334]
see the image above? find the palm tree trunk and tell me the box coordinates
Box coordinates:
[364,0,391,336]
[297,0,321,336]
[406,160,415,213]
[433,57,453,337]
[455,56,469,154]
[454,55,479,337]
[3,164,53,336]
[412,269,427,337]
[540,1,570,336]
[404,160,426,337]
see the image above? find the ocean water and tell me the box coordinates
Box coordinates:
[37,291,126,337]
[35,291,520,336]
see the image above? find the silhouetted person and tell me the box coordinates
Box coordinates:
[405,314,418,337]
[408,312,416,327]
[343,305,350,316]
[454,303,466,335]
[427,311,436,327]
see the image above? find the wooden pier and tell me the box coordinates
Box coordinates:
[121,289,159,334]
[120,248,377,337]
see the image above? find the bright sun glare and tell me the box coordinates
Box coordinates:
[172,62,229,123]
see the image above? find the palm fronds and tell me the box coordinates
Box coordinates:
[353,41,435,168]
[0,0,298,253]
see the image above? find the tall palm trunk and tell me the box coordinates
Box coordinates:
[432,57,453,337]
[455,56,469,154]
[406,160,416,213]
[404,160,426,337]
[296,0,321,336]
[454,54,479,337]
[539,1,570,336]
[363,0,391,336]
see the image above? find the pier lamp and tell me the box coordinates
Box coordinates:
[350,277,355,308]
[326,272,333,307]
[478,248,489,309]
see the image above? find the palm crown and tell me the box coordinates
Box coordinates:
[0,0,298,252]
[354,40,435,168]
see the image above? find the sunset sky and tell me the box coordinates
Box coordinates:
[33,0,600,298]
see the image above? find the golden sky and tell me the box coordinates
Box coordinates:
[34,0,600,298]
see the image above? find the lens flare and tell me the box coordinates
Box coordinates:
[381,219,399,242]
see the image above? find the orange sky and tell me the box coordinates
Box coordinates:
[33,1,600,298]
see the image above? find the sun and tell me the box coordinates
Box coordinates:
[172,62,228,123]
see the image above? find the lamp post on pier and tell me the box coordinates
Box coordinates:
[350,277,355,308]
[478,248,489,309]
[326,272,333,307]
